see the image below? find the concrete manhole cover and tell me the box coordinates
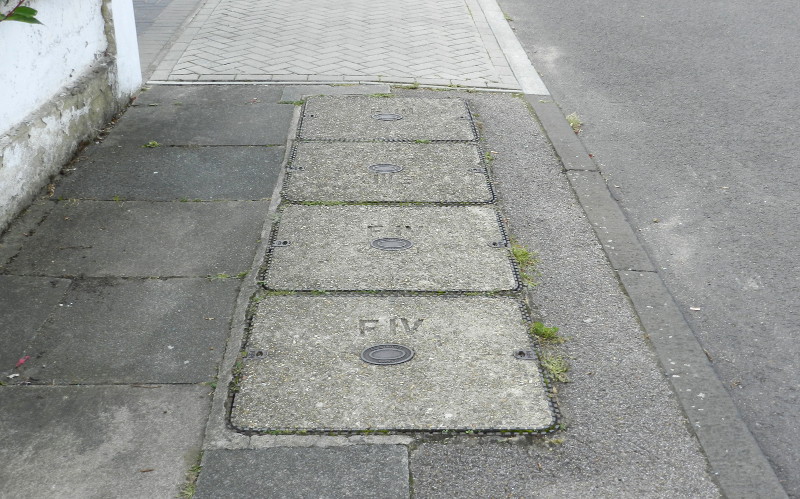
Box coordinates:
[231,295,555,432]
[283,142,492,203]
[298,96,477,141]
[261,205,518,292]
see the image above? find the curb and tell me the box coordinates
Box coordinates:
[526,94,788,499]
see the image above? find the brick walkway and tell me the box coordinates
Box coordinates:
[151,0,522,89]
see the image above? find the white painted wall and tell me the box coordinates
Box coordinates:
[0,0,107,136]
[111,0,142,97]
[0,0,142,232]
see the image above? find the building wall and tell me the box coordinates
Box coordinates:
[0,0,141,232]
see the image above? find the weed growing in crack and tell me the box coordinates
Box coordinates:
[540,353,569,383]
[510,241,540,286]
[179,451,203,498]
[531,322,564,343]
[566,112,582,133]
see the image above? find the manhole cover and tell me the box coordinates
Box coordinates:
[361,344,415,365]
[371,113,403,121]
[371,237,413,251]
[368,163,404,173]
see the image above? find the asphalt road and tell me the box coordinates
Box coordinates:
[498,0,800,495]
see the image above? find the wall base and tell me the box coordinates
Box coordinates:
[0,59,128,234]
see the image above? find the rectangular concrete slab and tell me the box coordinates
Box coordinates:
[17,278,237,384]
[232,295,553,432]
[283,142,492,203]
[6,200,266,277]
[194,445,409,499]
[0,276,70,371]
[195,447,409,499]
[0,385,210,498]
[298,96,477,141]
[57,145,284,201]
[262,205,517,291]
[104,85,293,146]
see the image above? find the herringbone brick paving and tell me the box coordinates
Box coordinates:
[151,0,521,88]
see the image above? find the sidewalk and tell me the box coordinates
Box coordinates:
[1,0,725,497]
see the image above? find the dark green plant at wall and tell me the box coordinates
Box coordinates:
[1,1,42,24]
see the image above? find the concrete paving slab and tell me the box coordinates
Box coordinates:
[195,446,409,498]
[57,145,284,201]
[0,275,70,371]
[410,437,718,497]
[104,85,293,146]
[18,278,236,384]
[0,384,210,498]
[262,205,517,291]
[283,142,492,203]
[298,97,477,141]
[280,84,391,102]
[6,200,266,277]
[232,295,552,432]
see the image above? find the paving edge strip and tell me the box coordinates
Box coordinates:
[198,104,303,452]
[525,94,788,499]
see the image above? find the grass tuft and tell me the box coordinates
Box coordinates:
[566,112,582,133]
[540,353,569,382]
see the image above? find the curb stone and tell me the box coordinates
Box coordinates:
[525,93,788,499]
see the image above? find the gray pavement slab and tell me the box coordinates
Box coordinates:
[280,84,392,102]
[233,295,553,432]
[104,85,293,146]
[0,275,70,371]
[5,200,266,278]
[262,205,517,291]
[18,278,236,384]
[195,446,409,499]
[410,437,717,497]
[298,97,477,141]
[0,384,210,498]
[284,142,491,203]
[56,145,284,201]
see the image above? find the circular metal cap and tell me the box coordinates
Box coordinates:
[361,344,415,365]
[371,112,403,121]
[368,163,404,173]
[371,237,413,251]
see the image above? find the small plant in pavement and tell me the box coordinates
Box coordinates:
[540,353,569,382]
[142,141,161,148]
[510,241,539,285]
[531,321,564,343]
[566,112,582,134]
[179,452,203,498]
